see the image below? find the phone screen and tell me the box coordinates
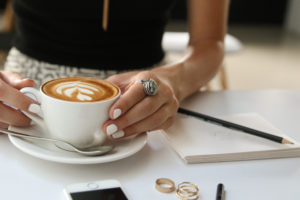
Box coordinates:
[70,187,128,200]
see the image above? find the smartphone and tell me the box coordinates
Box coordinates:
[64,179,130,200]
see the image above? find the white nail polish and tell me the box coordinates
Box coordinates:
[113,109,122,119]
[106,124,118,135]
[28,104,40,114]
[112,130,125,139]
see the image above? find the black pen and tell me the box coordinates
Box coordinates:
[178,107,293,145]
[216,183,225,200]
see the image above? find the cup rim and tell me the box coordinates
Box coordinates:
[40,77,121,104]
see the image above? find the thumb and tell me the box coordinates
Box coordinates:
[106,74,127,86]
[106,77,131,94]
[106,71,140,92]
[0,71,34,89]
[14,78,35,89]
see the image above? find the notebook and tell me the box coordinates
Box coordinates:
[163,113,300,164]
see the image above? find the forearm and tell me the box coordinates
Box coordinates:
[152,39,224,102]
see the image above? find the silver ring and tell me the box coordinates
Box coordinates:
[139,79,158,96]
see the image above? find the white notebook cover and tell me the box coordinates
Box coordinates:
[163,113,300,163]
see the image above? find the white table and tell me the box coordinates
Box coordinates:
[1,90,300,200]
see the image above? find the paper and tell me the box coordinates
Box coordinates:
[163,113,300,163]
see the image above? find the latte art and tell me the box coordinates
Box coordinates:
[55,81,102,101]
[42,77,119,102]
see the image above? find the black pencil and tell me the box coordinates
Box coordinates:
[216,183,225,200]
[178,107,293,145]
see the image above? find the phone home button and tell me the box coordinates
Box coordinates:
[87,183,99,189]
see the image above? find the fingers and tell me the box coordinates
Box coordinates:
[0,71,34,89]
[13,79,35,90]
[104,99,178,139]
[152,117,175,131]
[0,79,38,112]
[108,71,159,120]
[123,107,170,136]
[109,81,146,119]
[0,122,9,129]
[108,92,168,130]
[104,70,178,139]
[106,71,140,88]
[0,71,36,126]
[0,102,31,126]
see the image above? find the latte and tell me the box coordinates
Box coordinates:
[42,77,119,102]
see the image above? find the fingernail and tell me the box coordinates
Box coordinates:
[112,130,125,139]
[113,109,122,119]
[28,104,40,113]
[106,124,118,136]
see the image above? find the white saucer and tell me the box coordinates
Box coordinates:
[8,125,147,164]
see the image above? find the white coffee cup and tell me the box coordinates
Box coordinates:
[20,78,120,148]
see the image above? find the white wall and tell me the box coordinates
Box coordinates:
[285,0,300,34]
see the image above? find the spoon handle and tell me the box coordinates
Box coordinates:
[0,127,58,143]
[0,127,114,156]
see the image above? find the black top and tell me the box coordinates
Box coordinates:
[12,0,176,70]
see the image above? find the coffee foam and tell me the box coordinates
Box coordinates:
[42,77,118,102]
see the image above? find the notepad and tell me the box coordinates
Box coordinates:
[163,113,300,163]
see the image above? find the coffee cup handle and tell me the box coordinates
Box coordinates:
[20,87,46,129]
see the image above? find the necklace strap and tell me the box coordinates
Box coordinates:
[102,0,110,31]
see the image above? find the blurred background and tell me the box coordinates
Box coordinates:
[167,0,300,90]
[0,0,299,90]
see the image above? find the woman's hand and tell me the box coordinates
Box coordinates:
[0,71,37,128]
[102,0,228,139]
[103,70,179,139]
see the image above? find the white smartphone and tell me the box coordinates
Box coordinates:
[64,179,130,200]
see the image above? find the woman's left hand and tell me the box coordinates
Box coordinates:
[103,70,179,139]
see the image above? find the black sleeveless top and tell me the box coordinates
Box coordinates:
[12,0,176,70]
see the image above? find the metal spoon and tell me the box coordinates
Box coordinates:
[0,127,114,156]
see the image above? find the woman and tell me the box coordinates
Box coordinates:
[1,0,228,139]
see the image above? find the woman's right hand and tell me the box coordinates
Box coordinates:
[0,71,37,128]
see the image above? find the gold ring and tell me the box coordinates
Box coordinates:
[155,178,175,193]
[176,190,199,200]
[176,188,198,197]
[178,182,199,193]
[176,182,199,200]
